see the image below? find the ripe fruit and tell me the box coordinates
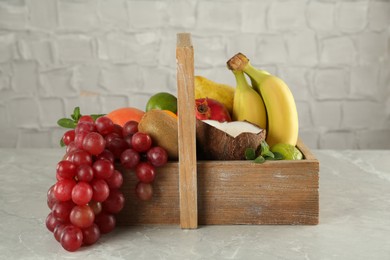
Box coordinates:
[50,107,170,252]
[83,132,106,155]
[60,225,83,252]
[195,98,231,122]
[146,92,178,114]
[147,146,168,167]
[106,107,145,127]
[138,109,178,160]
[71,182,93,205]
[135,162,156,183]
[195,75,235,114]
[227,53,298,146]
[135,182,153,201]
[131,132,152,152]
[270,143,303,160]
[69,205,95,228]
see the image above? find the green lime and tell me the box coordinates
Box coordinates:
[146,92,177,114]
[270,143,303,160]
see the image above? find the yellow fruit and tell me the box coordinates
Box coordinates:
[194,76,235,114]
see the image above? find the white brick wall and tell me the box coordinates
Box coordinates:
[0,0,389,149]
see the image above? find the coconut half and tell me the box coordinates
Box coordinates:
[196,119,266,160]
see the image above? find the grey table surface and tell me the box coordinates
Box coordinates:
[0,148,389,260]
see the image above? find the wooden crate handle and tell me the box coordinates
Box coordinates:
[176,33,198,229]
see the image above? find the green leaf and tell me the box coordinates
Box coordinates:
[57,118,76,129]
[262,150,275,159]
[260,140,270,153]
[71,107,81,122]
[60,138,65,147]
[254,155,265,164]
[245,148,256,160]
[90,114,106,121]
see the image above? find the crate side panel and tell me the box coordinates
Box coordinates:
[197,160,319,225]
[117,163,180,225]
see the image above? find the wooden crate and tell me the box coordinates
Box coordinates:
[117,33,319,227]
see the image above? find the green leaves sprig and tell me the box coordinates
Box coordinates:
[245,141,284,164]
[57,107,105,146]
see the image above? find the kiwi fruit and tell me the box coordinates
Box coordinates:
[138,110,178,160]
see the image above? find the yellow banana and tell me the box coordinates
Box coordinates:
[231,70,267,130]
[228,53,299,147]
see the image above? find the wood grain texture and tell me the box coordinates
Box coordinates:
[117,140,319,225]
[176,33,198,229]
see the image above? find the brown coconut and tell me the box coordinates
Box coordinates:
[196,119,266,160]
[138,109,178,160]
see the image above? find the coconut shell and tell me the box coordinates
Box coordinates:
[196,119,266,160]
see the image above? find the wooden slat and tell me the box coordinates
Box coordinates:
[176,33,198,229]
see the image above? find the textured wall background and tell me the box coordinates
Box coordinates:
[0,0,389,149]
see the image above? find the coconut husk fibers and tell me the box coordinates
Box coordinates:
[196,120,266,160]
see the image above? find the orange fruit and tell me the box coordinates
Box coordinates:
[106,107,145,127]
[163,110,178,119]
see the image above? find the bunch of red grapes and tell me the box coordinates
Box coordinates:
[45,115,168,252]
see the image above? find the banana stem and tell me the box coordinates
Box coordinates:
[243,63,270,85]
[232,70,250,91]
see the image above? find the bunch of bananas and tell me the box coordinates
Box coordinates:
[194,53,299,148]
[227,53,298,147]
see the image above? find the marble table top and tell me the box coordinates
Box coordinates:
[0,148,389,260]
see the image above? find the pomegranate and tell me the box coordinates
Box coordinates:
[195,98,231,122]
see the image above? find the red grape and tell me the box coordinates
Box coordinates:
[52,200,75,223]
[75,121,96,134]
[95,116,114,135]
[54,223,69,242]
[131,132,152,152]
[74,131,88,149]
[120,149,140,169]
[47,185,57,209]
[88,200,102,215]
[105,170,123,189]
[76,164,94,182]
[46,212,60,232]
[62,130,75,146]
[72,150,92,166]
[102,189,125,214]
[71,182,93,205]
[91,179,110,202]
[78,115,94,123]
[65,142,78,154]
[93,159,114,179]
[94,213,115,234]
[123,134,133,148]
[56,160,77,179]
[112,124,123,137]
[147,146,168,167]
[83,132,105,155]
[135,182,153,201]
[70,205,95,229]
[96,149,115,163]
[107,137,128,159]
[54,179,76,201]
[82,223,100,246]
[60,225,83,252]
[122,121,138,137]
[104,132,121,144]
[135,162,156,183]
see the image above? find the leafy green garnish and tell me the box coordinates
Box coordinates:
[244,140,284,164]
[245,148,256,160]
